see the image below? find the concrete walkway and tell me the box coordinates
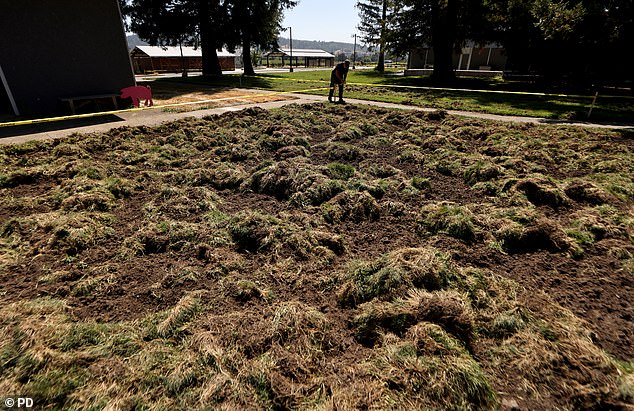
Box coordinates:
[1,90,632,145]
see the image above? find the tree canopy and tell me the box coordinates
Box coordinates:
[359,0,632,85]
[121,0,297,76]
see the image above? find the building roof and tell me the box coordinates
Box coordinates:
[265,48,335,58]
[133,46,235,58]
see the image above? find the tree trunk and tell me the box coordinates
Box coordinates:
[375,0,388,72]
[242,36,255,76]
[199,0,222,77]
[430,0,456,83]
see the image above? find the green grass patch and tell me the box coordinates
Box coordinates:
[167,71,634,122]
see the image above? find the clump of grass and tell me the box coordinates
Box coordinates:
[398,145,426,163]
[227,211,281,252]
[327,162,356,180]
[258,131,309,151]
[136,220,202,255]
[321,190,381,223]
[156,290,206,338]
[323,142,363,161]
[289,179,345,207]
[70,273,117,297]
[488,310,527,338]
[429,149,464,177]
[463,159,502,186]
[247,159,340,205]
[417,202,477,242]
[105,177,135,198]
[312,230,346,255]
[564,179,615,205]
[0,169,43,188]
[412,176,432,191]
[274,144,310,160]
[144,186,219,219]
[36,213,115,255]
[590,173,634,202]
[490,306,626,409]
[230,280,272,302]
[334,125,364,141]
[513,176,567,208]
[366,164,400,178]
[337,247,457,307]
[349,178,391,199]
[195,163,247,189]
[496,218,571,254]
[352,289,474,348]
[76,166,104,180]
[365,326,497,409]
[51,142,90,158]
[270,301,331,350]
[60,190,116,212]
[228,211,317,258]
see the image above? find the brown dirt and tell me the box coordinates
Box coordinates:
[146,81,293,112]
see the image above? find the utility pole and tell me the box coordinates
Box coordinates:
[289,27,294,73]
[352,34,357,69]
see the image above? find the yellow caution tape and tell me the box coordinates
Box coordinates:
[0,87,331,128]
[245,74,633,99]
[2,73,630,129]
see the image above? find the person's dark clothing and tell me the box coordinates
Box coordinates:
[329,62,349,102]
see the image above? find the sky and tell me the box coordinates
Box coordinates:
[281,0,361,43]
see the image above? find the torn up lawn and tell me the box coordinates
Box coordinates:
[1,103,633,410]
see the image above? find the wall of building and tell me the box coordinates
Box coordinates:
[0,0,135,116]
[409,47,507,72]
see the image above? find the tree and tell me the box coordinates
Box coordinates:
[228,0,297,76]
[485,0,633,85]
[121,0,229,77]
[357,0,397,72]
[387,0,486,82]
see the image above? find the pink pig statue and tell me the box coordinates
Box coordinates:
[120,85,153,108]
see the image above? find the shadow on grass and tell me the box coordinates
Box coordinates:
[0,115,124,138]
[345,85,634,123]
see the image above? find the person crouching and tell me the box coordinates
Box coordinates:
[329,60,350,104]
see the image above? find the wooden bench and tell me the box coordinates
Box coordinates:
[144,70,168,75]
[502,71,544,83]
[60,93,119,115]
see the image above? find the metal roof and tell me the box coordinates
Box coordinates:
[265,48,334,58]
[133,46,235,58]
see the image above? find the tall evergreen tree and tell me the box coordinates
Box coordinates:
[356,0,397,72]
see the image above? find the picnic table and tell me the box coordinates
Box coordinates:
[60,93,119,115]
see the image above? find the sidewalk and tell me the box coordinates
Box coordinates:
[1,90,631,145]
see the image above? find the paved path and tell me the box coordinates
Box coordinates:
[1,90,632,145]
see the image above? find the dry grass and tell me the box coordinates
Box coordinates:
[148,83,294,113]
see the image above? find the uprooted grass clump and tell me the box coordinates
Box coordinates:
[417,202,478,242]
[0,103,632,410]
[337,247,457,307]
